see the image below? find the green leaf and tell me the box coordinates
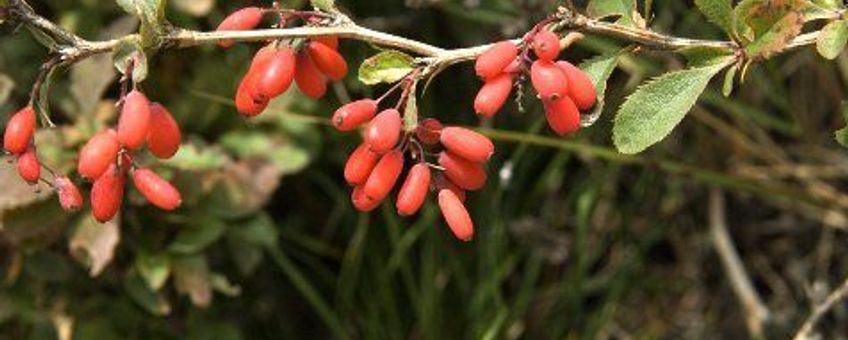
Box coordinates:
[116,0,167,46]
[577,50,623,126]
[112,37,148,83]
[220,131,311,175]
[836,104,848,147]
[172,254,212,307]
[164,142,230,171]
[124,271,171,315]
[678,46,735,68]
[403,81,419,131]
[168,217,227,254]
[817,20,848,59]
[311,0,334,12]
[135,250,170,290]
[813,0,843,10]
[695,0,733,34]
[805,2,841,21]
[586,0,638,26]
[358,50,415,85]
[734,0,804,59]
[69,215,120,277]
[613,62,729,154]
[722,64,738,97]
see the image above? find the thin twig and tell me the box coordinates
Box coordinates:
[793,276,848,340]
[709,188,770,338]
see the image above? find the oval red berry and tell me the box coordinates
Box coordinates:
[396,163,431,216]
[475,41,518,80]
[544,96,580,136]
[439,127,494,162]
[3,106,36,155]
[532,29,560,61]
[295,52,327,99]
[474,73,513,118]
[55,176,83,212]
[530,60,569,101]
[90,164,125,223]
[312,36,339,50]
[344,143,380,185]
[235,73,269,117]
[438,189,474,241]
[147,103,182,159]
[332,99,378,131]
[437,151,487,191]
[556,61,597,110]
[363,150,404,202]
[256,47,296,99]
[307,41,348,81]
[433,173,466,203]
[78,129,121,180]
[132,168,182,211]
[351,185,380,212]
[118,90,152,150]
[216,7,264,48]
[365,109,402,153]
[16,146,40,184]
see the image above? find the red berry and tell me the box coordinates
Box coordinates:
[132,168,182,211]
[344,143,380,185]
[415,118,443,146]
[332,99,378,131]
[363,150,404,202]
[3,106,36,155]
[556,61,597,110]
[474,73,513,118]
[396,163,431,216]
[307,41,348,81]
[235,75,269,117]
[532,29,560,61]
[438,151,486,191]
[294,52,327,99]
[118,90,151,150]
[351,186,380,212]
[78,129,120,180]
[438,189,474,241]
[146,103,182,159]
[54,176,83,212]
[365,109,402,153]
[433,173,466,203]
[90,164,125,223]
[475,41,518,80]
[312,36,339,50]
[256,47,296,99]
[530,60,569,101]
[544,96,580,136]
[16,146,40,184]
[439,127,494,162]
[216,7,265,48]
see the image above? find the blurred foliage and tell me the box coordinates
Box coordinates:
[1,0,848,339]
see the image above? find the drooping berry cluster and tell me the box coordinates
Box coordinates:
[474,28,597,135]
[217,7,349,117]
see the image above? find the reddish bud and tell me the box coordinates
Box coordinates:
[16,146,40,184]
[256,47,296,99]
[415,118,443,145]
[556,61,597,110]
[90,164,125,223]
[438,189,474,241]
[344,143,380,185]
[132,168,182,211]
[530,60,569,101]
[3,106,36,155]
[216,7,265,48]
[365,109,402,153]
[396,163,431,216]
[475,41,518,80]
[146,103,182,159]
[474,73,513,118]
[78,129,120,180]
[332,99,378,131]
[532,29,560,61]
[544,96,580,136]
[440,127,494,162]
[54,176,83,212]
[438,151,486,191]
[351,186,380,212]
[363,150,404,202]
[294,52,327,99]
[307,41,348,81]
[118,90,151,150]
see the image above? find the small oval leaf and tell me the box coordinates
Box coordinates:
[358,50,415,85]
[817,20,848,59]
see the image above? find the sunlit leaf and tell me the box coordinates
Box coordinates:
[817,20,848,59]
[358,50,415,85]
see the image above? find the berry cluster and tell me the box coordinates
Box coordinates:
[217,7,349,117]
[2,87,183,223]
[474,28,597,135]
[334,96,494,241]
